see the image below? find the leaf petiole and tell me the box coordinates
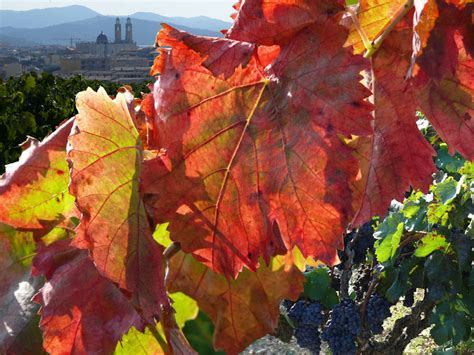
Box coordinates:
[346,7,372,52]
[364,0,415,58]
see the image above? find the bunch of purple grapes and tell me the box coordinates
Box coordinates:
[287,300,325,353]
[321,299,361,355]
[338,221,375,268]
[366,293,391,334]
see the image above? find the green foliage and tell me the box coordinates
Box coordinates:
[283,146,473,353]
[374,155,473,347]
[0,72,152,171]
[182,312,225,355]
[303,267,339,308]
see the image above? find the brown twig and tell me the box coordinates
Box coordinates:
[398,231,426,250]
[340,232,355,299]
[369,294,435,354]
[360,267,382,325]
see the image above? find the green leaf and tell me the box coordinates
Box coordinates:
[449,232,472,271]
[115,326,168,355]
[425,252,453,284]
[430,301,470,346]
[303,267,331,301]
[171,292,199,328]
[374,212,405,263]
[385,260,412,303]
[321,288,340,309]
[115,292,198,354]
[427,202,453,226]
[435,143,466,173]
[433,176,464,205]
[427,282,447,302]
[409,262,426,288]
[415,234,449,257]
[402,193,429,232]
[183,311,225,355]
[153,223,171,247]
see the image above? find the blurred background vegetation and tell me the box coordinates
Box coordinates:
[0,72,152,172]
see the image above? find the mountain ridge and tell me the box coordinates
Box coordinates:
[0,6,232,47]
[0,5,100,29]
[0,16,223,47]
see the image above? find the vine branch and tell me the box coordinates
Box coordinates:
[340,231,355,299]
[399,231,426,250]
[370,294,435,354]
[360,266,381,325]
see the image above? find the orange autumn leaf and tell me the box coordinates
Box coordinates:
[143,16,373,278]
[352,18,436,225]
[67,88,169,321]
[32,240,144,355]
[167,250,303,354]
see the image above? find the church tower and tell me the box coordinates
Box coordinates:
[125,17,133,44]
[115,17,122,43]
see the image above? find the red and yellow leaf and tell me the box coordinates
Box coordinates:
[226,0,345,45]
[67,88,169,321]
[0,118,76,232]
[413,1,474,159]
[167,250,304,354]
[32,240,143,355]
[345,0,407,54]
[352,20,436,225]
[143,18,373,277]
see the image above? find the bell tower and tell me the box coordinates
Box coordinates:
[125,17,133,43]
[115,17,121,43]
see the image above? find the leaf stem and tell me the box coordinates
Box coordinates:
[147,323,170,352]
[346,7,371,51]
[163,242,181,260]
[364,0,414,58]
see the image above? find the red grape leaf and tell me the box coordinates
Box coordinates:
[67,88,169,321]
[352,21,436,225]
[143,17,373,278]
[413,0,472,58]
[154,24,255,79]
[167,250,303,354]
[226,0,344,45]
[32,240,143,355]
[413,1,474,159]
[345,0,407,54]
[0,118,76,232]
[413,0,439,56]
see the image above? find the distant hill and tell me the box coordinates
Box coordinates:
[0,16,222,47]
[131,12,231,33]
[0,5,100,29]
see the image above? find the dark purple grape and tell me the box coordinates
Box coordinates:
[366,293,391,335]
[321,299,360,355]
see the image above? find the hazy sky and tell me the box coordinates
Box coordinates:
[1,0,235,21]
